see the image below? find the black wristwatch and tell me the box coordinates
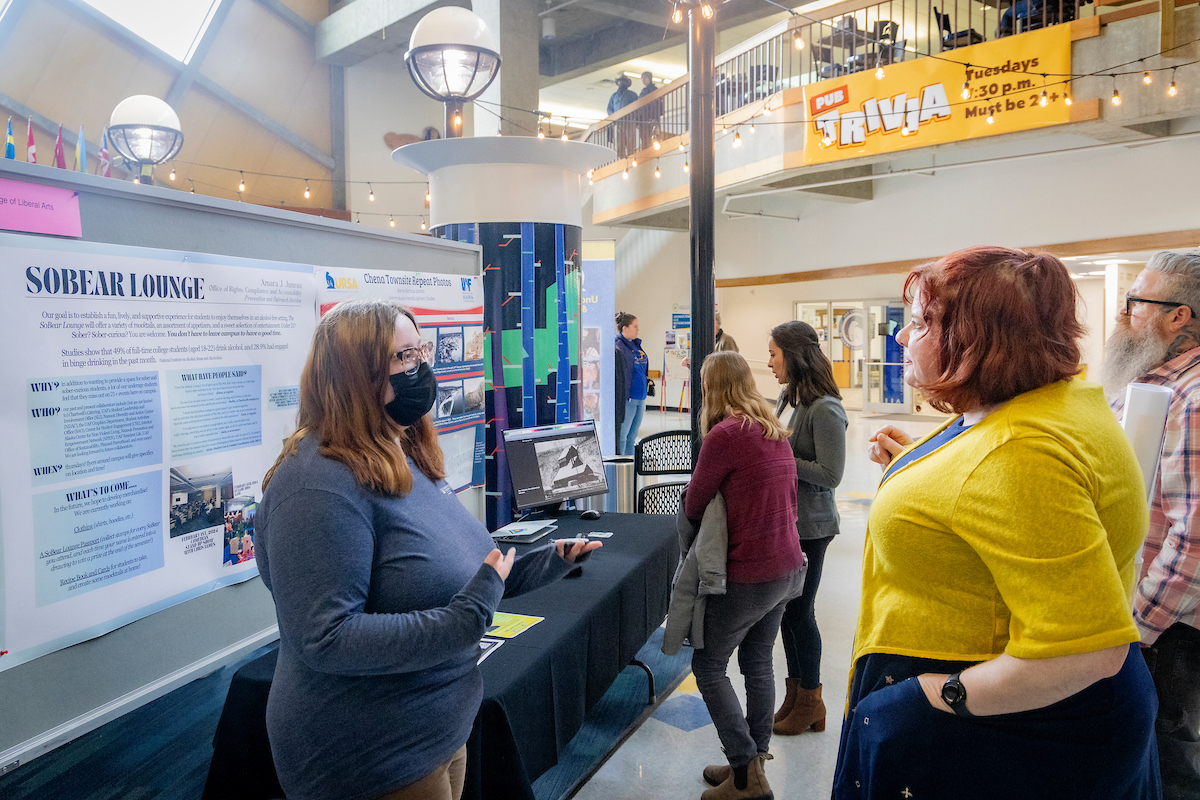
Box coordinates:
[940,672,973,718]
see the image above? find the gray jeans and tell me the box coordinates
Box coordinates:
[692,569,806,767]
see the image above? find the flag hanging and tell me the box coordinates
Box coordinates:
[98,129,111,177]
[53,124,65,169]
[74,125,86,171]
[26,118,36,164]
[4,119,14,159]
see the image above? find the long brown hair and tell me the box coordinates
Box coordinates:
[699,352,788,440]
[263,300,444,496]
[771,320,841,406]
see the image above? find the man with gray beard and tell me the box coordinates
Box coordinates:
[1103,250,1200,800]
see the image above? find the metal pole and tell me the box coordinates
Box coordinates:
[688,5,715,465]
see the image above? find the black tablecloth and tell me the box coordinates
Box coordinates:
[202,512,677,800]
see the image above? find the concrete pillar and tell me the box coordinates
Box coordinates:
[472,0,541,137]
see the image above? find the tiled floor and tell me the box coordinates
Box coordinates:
[575,408,947,800]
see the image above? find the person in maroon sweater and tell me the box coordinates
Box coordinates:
[685,351,806,800]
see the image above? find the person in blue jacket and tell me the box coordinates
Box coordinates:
[614,311,649,456]
[255,299,599,800]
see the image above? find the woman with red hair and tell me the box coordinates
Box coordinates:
[834,246,1161,799]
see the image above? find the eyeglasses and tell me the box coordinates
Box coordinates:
[1125,293,1188,316]
[392,346,426,375]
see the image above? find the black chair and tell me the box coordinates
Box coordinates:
[633,429,692,515]
[933,7,983,50]
[636,481,689,515]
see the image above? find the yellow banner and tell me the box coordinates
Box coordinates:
[803,25,1071,164]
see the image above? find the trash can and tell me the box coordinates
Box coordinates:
[581,456,635,513]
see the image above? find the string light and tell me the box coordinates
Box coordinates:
[793,32,804,50]
[679,142,685,151]
[425,187,431,203]
[762,105,772,116]
[683,160,689,172]
[652,137,660,150]
[356,212,361,224]
[132,176,140,184]
[1064,82,1073,106]
[901,126,911,136]
[700,3,713,19]
[986,112,994,124]
[368,182,375,201]
[733,129,741,147]
[1169,68,1178,97]
[561,128,569,141]
[1112,74,1121,106]
[671,4,682,24]
[238,171,245,192]
[537,125,545,139]
[631,156,637,167]
[821,134,833,146]
[1144,70,1153,85]
[420,219,427,230]
[1039,89,1048,107]
[189,179,195,194]
[623,167,629,179]
[389,215,395,227]
[654,163,661,178]
[453,112,462,128]
[875,65,885,80]
[168,167,176,181]
[749,122,756,133]
[304,180,310,199]
[961,81,971,100]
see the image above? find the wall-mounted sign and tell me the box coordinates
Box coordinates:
[803,25,1071,164]
[0,177,82,237]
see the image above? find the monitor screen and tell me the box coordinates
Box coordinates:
[502,420,609,510]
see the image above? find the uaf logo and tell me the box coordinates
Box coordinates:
[810,85,849,116]
[325,271,358,290]
[461,277,473,292]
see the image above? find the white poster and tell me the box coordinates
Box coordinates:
[0,233,316,671]
[316,266,485,492]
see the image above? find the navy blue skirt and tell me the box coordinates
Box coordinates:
[833,644,1161,799]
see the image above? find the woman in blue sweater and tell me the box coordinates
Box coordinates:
[614,311,649,455]
[255,299,599,800]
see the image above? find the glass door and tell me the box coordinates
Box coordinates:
[861,301,910,413]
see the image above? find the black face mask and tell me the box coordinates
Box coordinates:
[384,363,437,426]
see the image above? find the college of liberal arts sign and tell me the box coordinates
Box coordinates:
[802,24,1071,164]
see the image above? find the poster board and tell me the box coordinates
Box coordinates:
[580,242,616,456]
[0,233,316,672]
[316,266,486,491]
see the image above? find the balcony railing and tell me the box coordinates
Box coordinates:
[584,0,1094,163]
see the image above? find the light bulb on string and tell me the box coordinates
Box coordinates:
[654,163,661,178]
[733,129,741,147]
[793,32,804,50]
[356,213,361,224]
[679,142,685,151]
[961,81,971,100]
[169,167,176,181]
[749,123,756,133]
[900,126,911,136]
[425,188,431,203]
[561,129,569,141]
[700,3,713,19]
[821,135,833,147]
[304,180,310,199]
[763,105,772,116]
[389,215,395,227]
[623,168,629,179]
[631,156,637,167]
[133,176,140,185]
[238,172,246,192]
[683,160,689,173]
[1144,71,1153,85]
[189,179,195,194]
[652,137,660,150]
[1112,87,1121,106]
[875,65,885,80]
[671,4,682,24]
[986,112,994,124]
[368,183,375,201]
[537,125,545,139]
[1064,82,1073,106]
[1169,69,1178,97]
[420,219,427,231]
[1039,74,1048,107]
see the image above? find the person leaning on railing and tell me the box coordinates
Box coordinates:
[834,246,1160,799]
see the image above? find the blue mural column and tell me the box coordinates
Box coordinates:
[437,221,583,528]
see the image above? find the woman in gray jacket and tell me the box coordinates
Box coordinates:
[766,320,848,736]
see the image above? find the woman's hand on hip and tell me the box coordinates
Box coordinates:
[868,426,912,470]
[485,547,516,581]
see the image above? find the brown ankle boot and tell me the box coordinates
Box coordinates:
[773,677,800,724]
[772,683,826,736]
[700,753,773,800]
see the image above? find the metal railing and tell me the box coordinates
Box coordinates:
[584,0,1094,164]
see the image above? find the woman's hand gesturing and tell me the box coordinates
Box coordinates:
[868,426,913,470]
[484,547,516,581]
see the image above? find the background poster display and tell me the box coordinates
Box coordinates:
[316,266,485,492]
[580,243,616,456]
[803,24,1070,164]
[0,232,316,671]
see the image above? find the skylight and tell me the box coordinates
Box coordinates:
[80,0,222,64]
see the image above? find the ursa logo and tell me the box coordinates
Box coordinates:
[326,271,359,290]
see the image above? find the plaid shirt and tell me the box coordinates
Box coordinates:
[1111,347,1200,643]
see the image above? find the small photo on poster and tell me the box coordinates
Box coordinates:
[464,326,484,362]
[582,360,600,390]
[420,327,437,366]
[169,466,233,538]
[583,391,600,419]
[464,376,485,413]
[437,328,465,365]
[437,381,465,419]
[223,496,258,567]
[581,327,602,359]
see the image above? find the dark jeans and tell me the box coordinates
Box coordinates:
[1144,623,1200,800]
[779,535,833,689]
[692,569,805,767]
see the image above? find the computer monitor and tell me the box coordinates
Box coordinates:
[502,420,609,510]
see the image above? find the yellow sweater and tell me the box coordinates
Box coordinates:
[855,379,1146,664]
